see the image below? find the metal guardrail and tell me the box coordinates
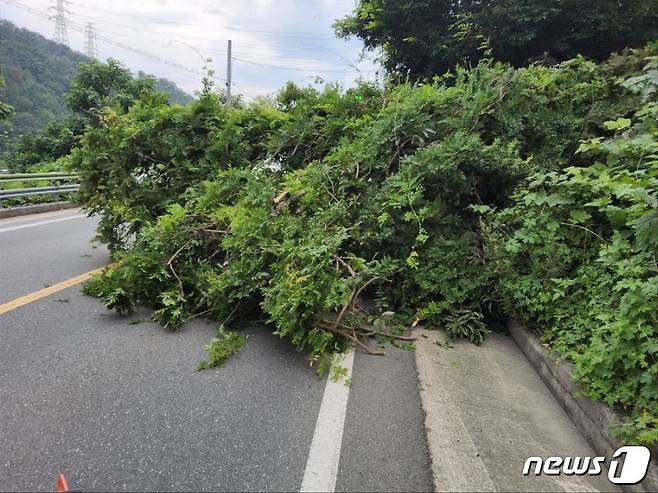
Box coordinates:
[0,173,80,200]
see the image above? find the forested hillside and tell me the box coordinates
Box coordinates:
[0,20,192,152]
[149,75,193,106]
[0,20,87,150]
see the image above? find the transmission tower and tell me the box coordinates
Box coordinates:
[85,22,98,58]
[49,0,69,45]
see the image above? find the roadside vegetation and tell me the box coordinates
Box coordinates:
[1,1,655,446]
[78,48,656,445]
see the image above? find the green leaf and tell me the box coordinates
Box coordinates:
[603,118,632,131]
[569,210,591,223]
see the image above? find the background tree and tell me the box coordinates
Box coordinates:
[65,59,162,123]
[335,0,658,78]
[3,60,169,171]
[8,116,85,171]
[138,71,194,106]
[0,20,87,150]
[0,71,13,122]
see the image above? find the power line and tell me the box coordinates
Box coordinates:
[64,3,366,73]
[233,57,371,74]
[0,0,376,95]
[87,27,361,62]
[3,0,62,23]
[231,81,256,100]
[91,31,216,79]
[74,25,229,83]
[62,6,360,58]
[64,0,336,40]
[68,21,361,66]
[3,0,366,70]
[202,49,362,70]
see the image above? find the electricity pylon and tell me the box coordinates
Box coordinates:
[85,22,97,58]
[49,0,69,46]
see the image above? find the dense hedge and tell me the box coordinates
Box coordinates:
[76,47,657,445]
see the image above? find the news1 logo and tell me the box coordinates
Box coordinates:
[522,446,652,485]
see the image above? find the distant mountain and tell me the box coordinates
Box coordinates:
[0,20,194,151]
[148,74,194,106]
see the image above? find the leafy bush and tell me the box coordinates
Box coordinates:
[444,309,490,346]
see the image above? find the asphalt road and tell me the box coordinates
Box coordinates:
[0,209,109,304]
[0,210,433,492]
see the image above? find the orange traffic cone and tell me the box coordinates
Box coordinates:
[55,474,69,492]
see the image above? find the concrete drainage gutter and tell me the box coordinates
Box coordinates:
[0,201,77,220]
[508,318,658,493]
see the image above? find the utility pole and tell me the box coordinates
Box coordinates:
[226,40,232,106]
[84,22,97,58]
[50,0,69,46]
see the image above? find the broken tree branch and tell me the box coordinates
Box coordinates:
[167,239,192,294]
[319,322,385,356]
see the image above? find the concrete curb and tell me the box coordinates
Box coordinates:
[0,201,77,219]
[508,318,658,493]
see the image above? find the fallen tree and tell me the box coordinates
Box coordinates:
[75,47,656,445]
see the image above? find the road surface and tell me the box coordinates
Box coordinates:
[1,208,635,492]
[0,209,433,492]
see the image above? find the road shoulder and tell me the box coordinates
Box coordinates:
[414,328,617,492]
[336,345,434,492]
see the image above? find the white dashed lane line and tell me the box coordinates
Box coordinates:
[300,348,356,492]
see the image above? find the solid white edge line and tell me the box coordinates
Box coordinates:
[0,208,80,226]
[0,214,85,233]
[300,348,356,493]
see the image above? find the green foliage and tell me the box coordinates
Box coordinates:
[6,116,86,172]
[1,59,171,173]
[269,81,384,171]
[335,0,658,78]
[198,329,247,370]
[72,93,281,249]
[143,72,193,106]
[77,47,657,445]
[0,71,13,122]
[483,53,658,445]
[0,20,88,152]
[65,60,164,123]
[1,58,193,189]
[444,309,490,346]
[0,20,192,158]
[329,360,353,386]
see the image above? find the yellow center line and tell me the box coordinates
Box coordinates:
[0,266,108,316]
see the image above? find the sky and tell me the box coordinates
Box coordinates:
[0,0,382,100]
